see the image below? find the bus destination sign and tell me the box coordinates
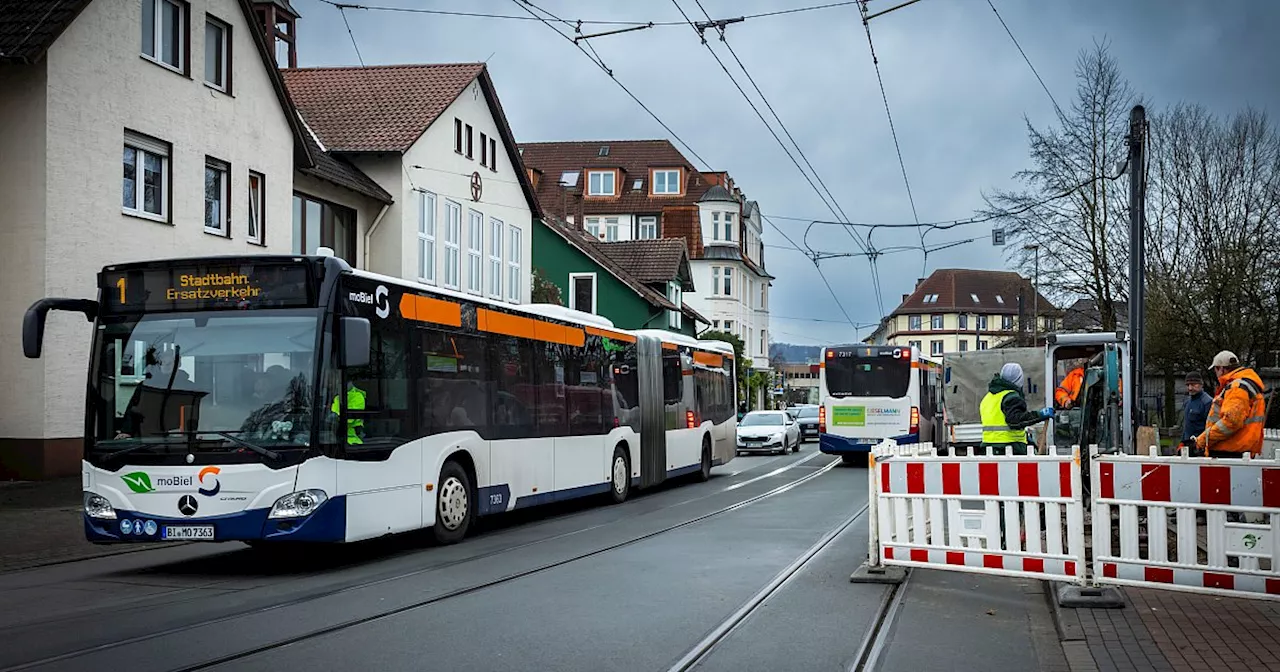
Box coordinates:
[101,262,313,313]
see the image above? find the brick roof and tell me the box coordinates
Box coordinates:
[0,0,92,63]
[661,206,704,261]
[281,63,483,152]
[592,239,691,287]
[518,140,713,218]
[892,268,1058,316]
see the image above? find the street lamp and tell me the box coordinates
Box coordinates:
[1024,243,1040,346]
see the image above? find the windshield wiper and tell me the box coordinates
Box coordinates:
[210,432,281,460]
[94,440,175,462]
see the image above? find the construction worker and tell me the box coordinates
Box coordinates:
[1193,351,1267,457]
[1054,361,1086,409]
[331,381,367,445]
[1179,371,1213,452]
[981,362,1055,455]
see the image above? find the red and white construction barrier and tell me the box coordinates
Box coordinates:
[869,443,1086,584]
[1091,448,1280,600]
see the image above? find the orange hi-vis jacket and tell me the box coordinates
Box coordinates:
[1055,367,1085,407]
[1196,367,1267,455]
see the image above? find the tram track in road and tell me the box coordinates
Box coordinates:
[3,454,842,672]
[847,570,912,672]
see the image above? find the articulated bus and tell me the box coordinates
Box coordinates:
[817,345,943,464]
[23,253,737,546]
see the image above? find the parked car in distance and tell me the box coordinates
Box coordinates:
[736,411,801,455]
[792,405,820,442]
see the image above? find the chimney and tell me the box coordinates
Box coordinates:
[902,294,910,304]
[253,1,300,68]
[915,278,925,289]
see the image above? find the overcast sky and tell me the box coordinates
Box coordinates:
[292,0,1279,346]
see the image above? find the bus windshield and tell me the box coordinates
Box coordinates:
[88,310,320,464]
[825,354,911,398]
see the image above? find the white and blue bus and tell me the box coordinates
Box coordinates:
[23,254,737,546]
[817,345,943,464]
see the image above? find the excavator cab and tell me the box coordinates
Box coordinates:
[1044,332,1134,495]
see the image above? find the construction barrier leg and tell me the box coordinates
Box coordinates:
[850,450,907,584]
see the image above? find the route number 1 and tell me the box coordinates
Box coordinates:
[116,277,126,304]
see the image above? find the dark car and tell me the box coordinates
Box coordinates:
[792,405,820,441]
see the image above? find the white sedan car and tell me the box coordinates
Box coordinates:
[736,410,801,455]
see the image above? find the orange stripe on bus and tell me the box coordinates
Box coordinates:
[399,294,462,327]
[662,343,678,351]
[585,326,636,343]
[693,351,723,367]
[478,309,585,347]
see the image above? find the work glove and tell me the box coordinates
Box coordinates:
[1038,407,1055,419]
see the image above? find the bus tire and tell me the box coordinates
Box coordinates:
[696,437,712,482]
[433,460,473,545]
[609,445,631,504]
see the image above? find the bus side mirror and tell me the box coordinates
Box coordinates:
[23,298,98,359]
[339,317,371,369]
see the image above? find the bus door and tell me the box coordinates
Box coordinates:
[635,334,667,488]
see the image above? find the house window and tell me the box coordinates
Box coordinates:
[247,171,264,244]
[124,131,170,221]
[443,200,461,289]
[292,194,356,265]
[970,293,980,303]
[713,320,720,329]
[668,281,682,329]
[909,340,922,352]
[570,273,596,314]
[204,15,229,91]
[930,314,943,330]
[760,283,768,310]
[559,171,579,187]
[418,191,437,283]
[604,217,619,241]
[723,267,733,296]
[958,314,968,330]
[977,315,989,331]
[931,340,944,356]
[1044,317,1056,332]
[995,295,1005,305]
[760,329,767,356]
[653,169,680,195]
[587,170,615,196]
[203,157,229,235]
[959,340,969,352]
[488,218,503,298]
[723,212,734,242]
[488,138,497,171]
[454,119,463,154]
[467,210,483,294]
[142,0,186,72]
[638,216,657,239]
[479,133,488,167]
[908,315,922,331]
[724,320,735,335]
[711,212,720,241]
[978,340,989,350]
[465,124,473,159]
[1002,315,1014,330]
[585,217,601,239]
[507,225,522,302]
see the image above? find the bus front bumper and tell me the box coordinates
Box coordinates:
[84,497,347,544]
[819,432,919,455]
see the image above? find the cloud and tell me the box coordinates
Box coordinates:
[292,0,1278,346]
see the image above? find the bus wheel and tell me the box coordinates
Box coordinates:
[696,437,712,482]
[609,445,631,504]
[433,460,473,545]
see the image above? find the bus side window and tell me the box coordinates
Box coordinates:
[661,353,682,404]
[342,315,413,455]
[419,329,488,438]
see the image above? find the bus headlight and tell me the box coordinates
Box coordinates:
[84,492,116,520]
[268,490,329,519]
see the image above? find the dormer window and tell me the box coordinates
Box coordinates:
[652,169,681,195]
[922,294,938,304]
[995,295,1005,305]
[587,170,615,196]
[970,293,980,303]
[559,171,579,187]
[599,146,610,157]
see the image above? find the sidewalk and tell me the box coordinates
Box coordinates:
[1050,583,1280,672]
[0,478,167,572]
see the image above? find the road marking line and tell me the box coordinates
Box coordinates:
[724,452,823,491]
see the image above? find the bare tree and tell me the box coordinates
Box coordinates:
[1145,104,1280,373]
[982,40,1135,329]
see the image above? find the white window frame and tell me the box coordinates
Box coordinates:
[466,209,483,294]
[958,314,968,330]
[908,315,922,331]
[123,131,170,222]
[247,171,264,244]
[569,273,597,314]
[204,15,229,92]
[652,169,680,195]
[712,267,721,295]
[909,340,923,351]
[760,283,767,310]
[931,340,944,356]
[1002,315,1015,331]
[667,281,682,329]
[931,314,944,330]
[711,211,720,241]
[724,320,735,335]
[723,267,733,297]
[977,315,989,331]
[418,191,437,283]
[638,216,657,239]
[979,340,990,351]
[587,170,615,196]
[488,217,503,298]
[604,217,619,241]
[443,200,461,290]
[723,212,734,242]
[959,340,969,352]
[142,0,186,73]
[203,157,229,236]
[759,329,767,356]
[507,225,522,303]
[585,217,601,239]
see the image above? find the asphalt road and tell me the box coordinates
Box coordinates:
[0,445,1070,672]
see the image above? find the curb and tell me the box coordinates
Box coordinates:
[1041,581,1100,672]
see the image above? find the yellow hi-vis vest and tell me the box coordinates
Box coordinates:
[981,389,1026,446]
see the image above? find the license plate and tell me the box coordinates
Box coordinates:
[162,526,215,540]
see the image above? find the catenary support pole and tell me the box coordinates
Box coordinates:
[1127,105,1146,427]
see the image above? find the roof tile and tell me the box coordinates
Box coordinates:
[592,239,689,285]
[893,269,1058,316]
[0,0,92,63]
